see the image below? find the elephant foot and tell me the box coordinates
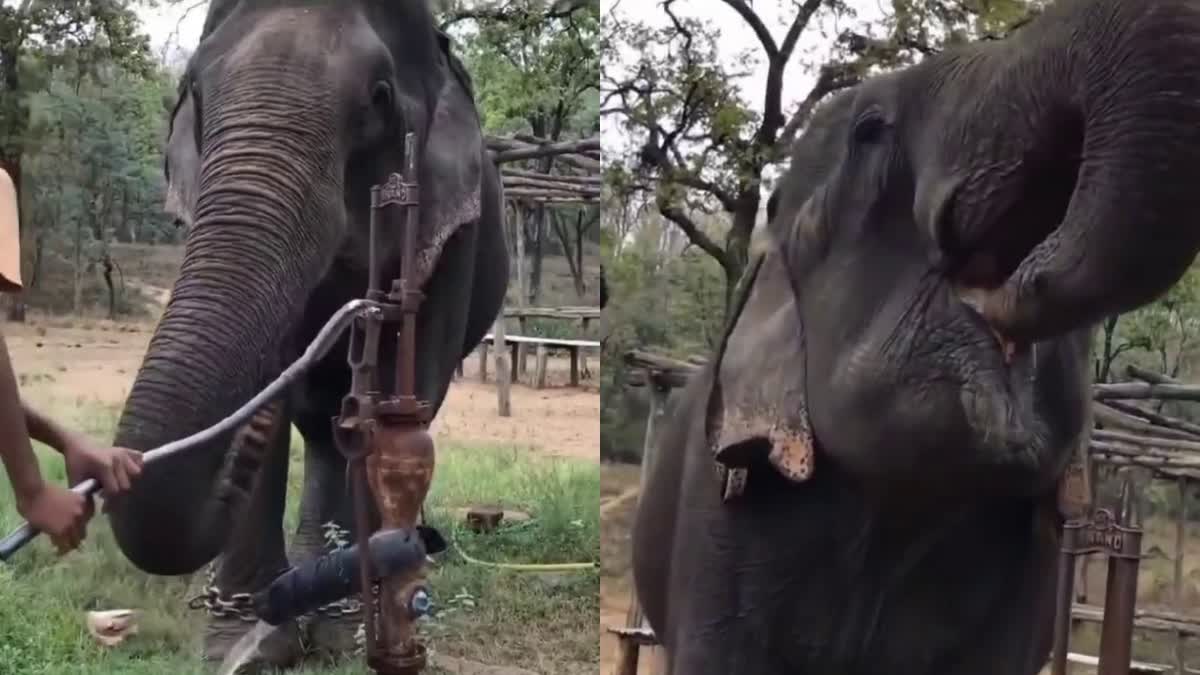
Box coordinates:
[192,563,303,666]
[204,615,303,669]
[219,621,308,674]
[306,602,364,657]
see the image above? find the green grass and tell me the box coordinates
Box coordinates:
[0,402,599,675]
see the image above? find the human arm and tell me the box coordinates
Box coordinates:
[0,326,90,553]
[0,329,46,504]
[23,403,142,494]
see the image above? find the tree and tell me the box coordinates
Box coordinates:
[441,0,600,304]
[21,60,175,316]
[602,0,1040,312]
[1092,264,1200,391]
[0,0,152,320]
[1092,314,1149,384]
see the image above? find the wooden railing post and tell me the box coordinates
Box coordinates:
[1097,480,1144,675]
[493,310,510,417]
[1055,476,1144,675]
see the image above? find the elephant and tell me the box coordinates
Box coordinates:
[102,1,508,666]
[631,1,1200,674]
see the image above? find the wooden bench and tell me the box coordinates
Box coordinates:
[504,306,600,376]
[505,305,600,333]
[1059,652,1169,673]
[472,334,600,388]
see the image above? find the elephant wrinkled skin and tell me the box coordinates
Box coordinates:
[632,1,1200,674]
[102,1,508,665]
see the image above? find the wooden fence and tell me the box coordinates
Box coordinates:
[482,134,600,417]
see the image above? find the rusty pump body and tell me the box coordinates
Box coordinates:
[333,131,440,674]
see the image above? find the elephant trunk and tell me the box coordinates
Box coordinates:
[107,79,341,576]
[962,0,1200,341]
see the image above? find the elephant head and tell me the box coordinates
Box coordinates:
[712,0,1200,502]
[105,1,507,575]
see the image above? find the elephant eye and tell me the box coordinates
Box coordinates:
[853,113,888,145]
[370,81,394,113]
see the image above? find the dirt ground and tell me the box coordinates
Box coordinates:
[3,314,600,461]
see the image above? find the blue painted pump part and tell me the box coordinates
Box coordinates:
[253,525,446,626]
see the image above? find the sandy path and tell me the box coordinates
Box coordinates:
[4,317,599,461]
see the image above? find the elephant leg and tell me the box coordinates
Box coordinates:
[289,412,359,656]
[200,407,301,667]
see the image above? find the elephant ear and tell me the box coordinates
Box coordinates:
[411,34,485,288]
[705,243,816,502]
[162,85,200,229]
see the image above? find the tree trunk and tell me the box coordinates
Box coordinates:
[524,105,566,307]
[720,191,758,312]
[73,214,83,316]
[515,202,526,309]
[552,211,586,300]
[599,264,607,309]
[103,255,115,319]
[530,204,545,305]
[573,211,586,298]
[1097,316,1120,383]
[28,228,44,291]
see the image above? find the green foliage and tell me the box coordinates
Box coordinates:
[0,0,153,165]
[880,0,1043,59]
[441,0,599,139]
[1120,265,1200,377]
[1094,263,1200,428]
[600,217,724,461]
[25,63,175,240]
[18,60,177,314]
[602,7,763,209]
[439,1,600,305]
[0,400,599,674]
[601,0,1042,308]
[0,1,172,318]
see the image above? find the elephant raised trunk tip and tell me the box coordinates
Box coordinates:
[979,0,1200,341]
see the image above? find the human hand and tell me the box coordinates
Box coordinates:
[64,441,143,497]
[16,482,93,554]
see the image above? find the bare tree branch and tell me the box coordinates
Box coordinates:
[716,0,780,59]
[759,0,823,139]
[439,0,592,31]
[777,63,861,155]
[658,202,731,269]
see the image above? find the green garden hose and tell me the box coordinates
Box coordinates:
[450,536,598,572]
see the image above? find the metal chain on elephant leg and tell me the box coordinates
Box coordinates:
[186,564,364,624]
[184,523,376,625]
[186,402,289,625]
[186,561,261,623]
[313,595,364,619]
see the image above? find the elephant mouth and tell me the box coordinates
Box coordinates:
[944,221,1058,365]
[957,286,1032,367]
[953,288,1041,455]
